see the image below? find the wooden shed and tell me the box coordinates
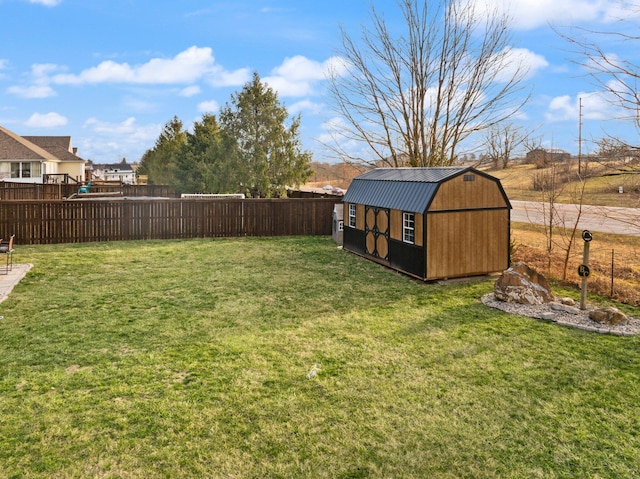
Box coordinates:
[342,167,511,280]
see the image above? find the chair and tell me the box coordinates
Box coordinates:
[0,235,15,274]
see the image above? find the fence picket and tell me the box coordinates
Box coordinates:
[0,198,341,244]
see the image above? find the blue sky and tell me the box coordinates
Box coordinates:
[1,0,639,164]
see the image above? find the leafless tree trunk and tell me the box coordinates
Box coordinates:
[326,0,530,167]
[482,123,529,169]
[527,159,568,271]
[557,171,588,280]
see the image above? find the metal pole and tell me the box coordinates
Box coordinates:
[611,249,615,298]
[580,239,590,310]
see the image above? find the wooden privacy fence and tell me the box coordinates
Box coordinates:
[0,198,341,245]
[0,183,178,200]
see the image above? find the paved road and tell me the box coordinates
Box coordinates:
[511,200,640,236]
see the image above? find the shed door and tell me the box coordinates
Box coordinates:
[365,206,389,261]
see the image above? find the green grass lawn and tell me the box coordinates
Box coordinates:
[1,237,639,478]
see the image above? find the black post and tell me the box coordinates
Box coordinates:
[611,249,615,298]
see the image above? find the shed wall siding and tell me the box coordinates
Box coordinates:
[356,203,365,230]
[390,209,402,241]
[415,213,424,246]
[428,174,507,211]
[426,209,509,280]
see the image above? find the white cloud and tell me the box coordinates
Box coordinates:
[7,63,61,98]
[84,117,136,134]
[270,55,335,81]
[263,76,314,97]
[498,47,549,81]
[545,91,619,122]
[288,99,325,115]
[52,46,248,87]
[28,0,62,6]
[264,55,346,97]
[7,85,56,98]
[0,59,7,69]
[316,117,346,144]
[81,117,163,161]
[208,67,251,87]
[31,63,62,77]
[197,100,220,113]
[179,85,201,97]
[315,116,376,162]
[54,46,213,84]
[546,95,576,121]
[83,117,163,144]
[466,0,640,31]
[25,112,68,128]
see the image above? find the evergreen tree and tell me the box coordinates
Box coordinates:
[172,114,221,194]
[138,116,186,185]
[219,72,312,197]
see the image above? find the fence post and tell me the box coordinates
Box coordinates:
[610,249,615,298]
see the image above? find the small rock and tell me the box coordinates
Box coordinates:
[559,297,576,306]
[589,307,628,326]
[539,312,556,321]
[306,364,320,380]
[549,302,581,315]
[494,262,554,305]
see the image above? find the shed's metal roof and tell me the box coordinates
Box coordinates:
[354,167,468,183]
[343,167,471,213]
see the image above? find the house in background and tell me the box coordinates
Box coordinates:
[525,148,571,167]
[0,124,86,183]
[91,160,136,184]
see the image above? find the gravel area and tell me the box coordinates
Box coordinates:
[481,293,640,336]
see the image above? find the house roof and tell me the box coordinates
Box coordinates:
[0,125,60,162]
[23,136,85,162]
[93,162,134,172]
[343,167,482,213]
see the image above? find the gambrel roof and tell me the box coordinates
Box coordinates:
[343,167,508,213]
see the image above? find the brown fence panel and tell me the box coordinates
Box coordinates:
[0,198,340,245]
[0,183,179,200]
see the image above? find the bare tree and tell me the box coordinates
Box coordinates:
[556,171,589,281]
[595,137,640,168]
[326,0,531,167]
[536,161,565,270]
[482,123,529,169]
[561,2,640,137]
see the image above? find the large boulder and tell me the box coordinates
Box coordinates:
[589,307,628,326]
[494,262,554,305]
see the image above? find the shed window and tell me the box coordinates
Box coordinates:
[403,212,415,244]
[463,174,476,182]
[348,204,356,228]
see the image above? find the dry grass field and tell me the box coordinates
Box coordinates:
[511,221,640,306]
[489,162,640,207]
[487,161,640,305]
